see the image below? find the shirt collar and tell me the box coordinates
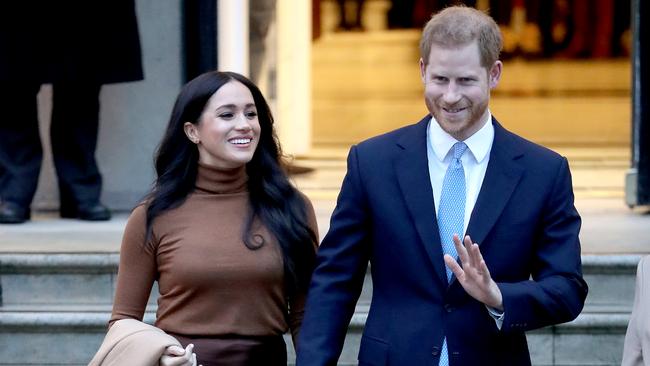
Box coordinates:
[429,111,494,163]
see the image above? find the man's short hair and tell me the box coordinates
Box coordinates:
[419,5,503,68]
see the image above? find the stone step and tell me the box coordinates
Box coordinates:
[0,310,153,366]
[0,307,630,366]
[0,253,640,310]
[0,254,640,365]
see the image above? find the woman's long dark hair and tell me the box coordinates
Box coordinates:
[143,71,317,294]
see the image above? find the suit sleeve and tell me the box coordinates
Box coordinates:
[296,146,371,366]
[288,194,319,346]
[109,205,157,327]
[621,256,647,366]
[498,157,588,332]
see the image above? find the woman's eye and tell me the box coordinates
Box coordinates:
[219,113,234,119]
[246,111,258,118]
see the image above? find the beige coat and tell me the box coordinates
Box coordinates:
[622,256,650,366]
[88,319,181,366]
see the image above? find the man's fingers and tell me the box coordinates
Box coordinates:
[450,235,489,287]
[463,235,476,266]
[478,258,492,281]
[453,234,469,264]
[465,236,483,269]
[463,234,473,249]
[469,243,481,269]
[444,254,464,280]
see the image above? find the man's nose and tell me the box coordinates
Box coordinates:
[442,83,462,104]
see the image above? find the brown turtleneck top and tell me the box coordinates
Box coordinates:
[110,163,318,343]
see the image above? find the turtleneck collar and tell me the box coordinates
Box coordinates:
[195,162,248,194]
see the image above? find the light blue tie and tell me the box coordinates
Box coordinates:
[437,141,467,366]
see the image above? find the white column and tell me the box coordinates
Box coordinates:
[276,0,312,155]
[218,0,249,76]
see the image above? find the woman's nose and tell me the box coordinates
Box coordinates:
[234,114,252,130]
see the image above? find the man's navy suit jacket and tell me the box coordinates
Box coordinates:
[296,116,588,366]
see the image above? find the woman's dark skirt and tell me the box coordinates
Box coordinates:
[170,333,288,366]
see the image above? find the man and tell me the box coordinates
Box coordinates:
[297,6,587,366]
[0,1,143,223]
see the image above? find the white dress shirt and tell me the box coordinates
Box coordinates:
[426,113,493,229]
[426,111,504,329]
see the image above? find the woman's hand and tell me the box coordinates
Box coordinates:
[160,344,201,366]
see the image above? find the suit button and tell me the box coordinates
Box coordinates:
[432,346,440,356]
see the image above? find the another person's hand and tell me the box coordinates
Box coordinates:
[160,344,200,366]
[444,234,503,311]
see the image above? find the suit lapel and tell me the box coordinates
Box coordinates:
[394,116,449,286]
[466,119,524,248]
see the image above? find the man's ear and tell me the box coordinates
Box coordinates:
[183,122,199,144]
[419,58,426,84]
[488,60,503,89]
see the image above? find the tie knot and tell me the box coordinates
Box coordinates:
[453,142,468,160]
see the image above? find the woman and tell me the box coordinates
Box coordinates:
[110,71,318,366]
[622,255,650,366]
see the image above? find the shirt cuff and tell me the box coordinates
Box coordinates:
[485,305,505,330]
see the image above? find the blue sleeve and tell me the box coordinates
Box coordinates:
[498,157,588,332]
[296,145,372,366]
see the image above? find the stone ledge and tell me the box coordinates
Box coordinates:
[0,254,118,274]
[0,309,628,334]
[582,254,642,273]
[0,253,641,273]
[349,309,630,334]
[0,311,155,331]
[534,313,630,334]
